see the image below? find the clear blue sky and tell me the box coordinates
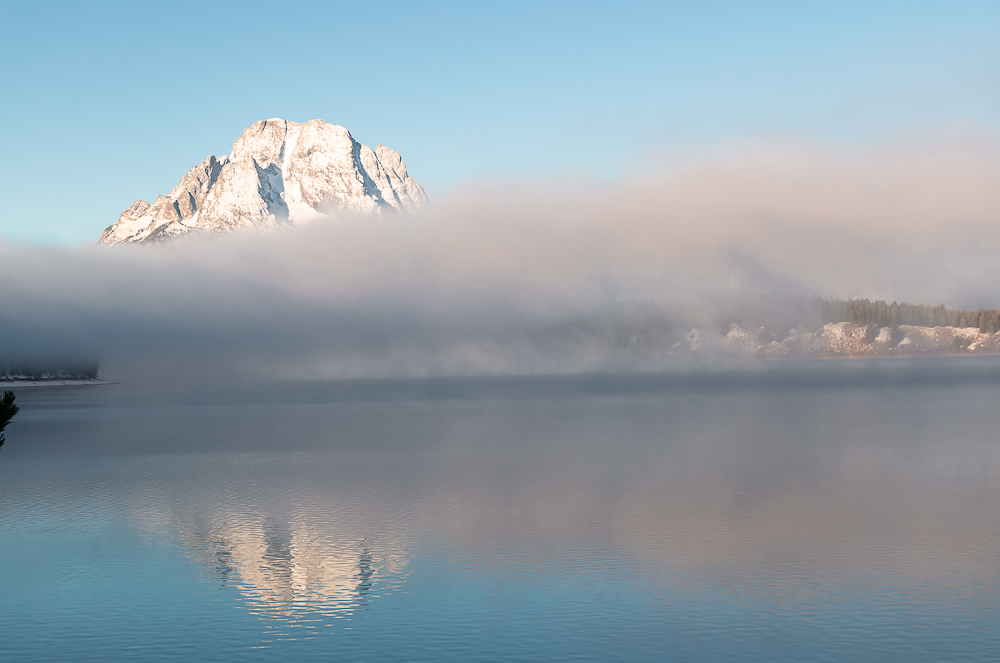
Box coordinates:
[1,0,997,245]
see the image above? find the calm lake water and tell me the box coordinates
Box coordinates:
[2,359,1000,662]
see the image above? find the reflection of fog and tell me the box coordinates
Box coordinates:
[115,372,1000,627]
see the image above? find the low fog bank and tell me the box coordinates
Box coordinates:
[2,137,998,381]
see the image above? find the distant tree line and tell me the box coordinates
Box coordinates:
[817,299,1000,334]
[0,362,99,382]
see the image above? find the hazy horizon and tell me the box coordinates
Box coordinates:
[2,134,999,381]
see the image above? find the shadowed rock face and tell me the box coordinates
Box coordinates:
[99,119,428,245]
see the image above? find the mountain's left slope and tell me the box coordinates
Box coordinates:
[100,119,428,245]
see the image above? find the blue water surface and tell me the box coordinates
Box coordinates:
[2,359,999,661]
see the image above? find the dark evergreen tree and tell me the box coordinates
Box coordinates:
[0,391,19,449]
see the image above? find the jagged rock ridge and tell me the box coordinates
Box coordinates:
[100,119,428,244]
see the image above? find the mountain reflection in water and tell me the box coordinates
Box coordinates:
[128,455,412,627]
[172,514,405,622]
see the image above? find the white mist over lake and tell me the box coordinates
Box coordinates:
[2,137,998,381]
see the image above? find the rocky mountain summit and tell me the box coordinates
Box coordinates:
[100,119,428,244]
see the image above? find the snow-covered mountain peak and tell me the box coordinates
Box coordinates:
[99,119,427,245]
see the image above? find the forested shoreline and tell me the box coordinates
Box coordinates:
[0,362,100,382]
[1,299,997,380]
[817,299,1000,334]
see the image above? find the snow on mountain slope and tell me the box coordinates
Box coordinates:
[100,119,428,245]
